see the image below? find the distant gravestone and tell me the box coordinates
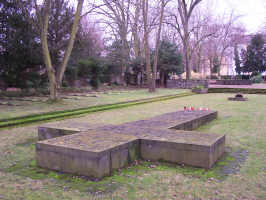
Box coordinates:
[228,93,248,101]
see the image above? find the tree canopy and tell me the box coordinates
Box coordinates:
[0,0,43,88]
[241,34,266,74]
[157,39,183,85]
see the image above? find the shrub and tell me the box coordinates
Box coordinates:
[250,74,263,83]
[210,75,218,79]
[78,57,103,90]
[193,85,204,90]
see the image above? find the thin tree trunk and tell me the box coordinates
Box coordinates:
[133,0,141,58]
[184,43,191,80]
[142,0,152,90]
[176,0,202,80]
[184,24,191,80]
[40,0,57,100]
[209,58,213,77]
[56,0,84,87]
[161,71,165,87]
[36,0,84,100]
[151,0,166,92]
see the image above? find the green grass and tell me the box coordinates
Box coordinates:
[0,93,265,199]
[0,88,187,121]
[0,91,193,128]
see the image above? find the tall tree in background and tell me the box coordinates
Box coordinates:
[234,44,241,75]
[157,39,184,86]
[0,0,43,88]
[142,0,152,90]
[97,0,131,85]
[34,0,85,100]
[175,0,202,80]
[166,0,203,80]
[241,34,266,74]
[150,0,168,92]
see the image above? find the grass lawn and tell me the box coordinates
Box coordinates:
[0,88,188,120]
[0,93,265,199]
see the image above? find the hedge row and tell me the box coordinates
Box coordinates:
[0,92,194,128]
[0,89,49,97]
[208,88,266,94]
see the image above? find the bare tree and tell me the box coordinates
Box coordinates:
[35,0,85,100]
[142,0,152,89]
[189,11,218,76]
[201,13,245,77]
[131,0,142,58]
[166,0,203,80]
[215,14,244,76]
[94,0,131,84]
[150,0,169,92]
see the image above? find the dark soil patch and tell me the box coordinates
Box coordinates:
[220,148,248,176]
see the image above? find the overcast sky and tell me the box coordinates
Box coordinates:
[214,0,266,33]
[76,0,266,34]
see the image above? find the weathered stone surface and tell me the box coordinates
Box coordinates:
[38,122,104,140]
[38,111,217,140]
[97,124,225,168]
[38,126,80,141]
[120,110,217,131]
[140,130,225,168]
[36,131,139,178]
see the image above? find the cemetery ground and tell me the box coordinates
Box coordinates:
[0,93,265,200]
[0,88,188,120]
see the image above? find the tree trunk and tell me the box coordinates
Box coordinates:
[151,0,166,92]
[184,44,191,80]
[209,58,213,77]
[132,0,141,58]
[183,24,191,80]
[142,0,152,90]
[160,71,165,87]
[56,0,84,87]
[176,0,202,80]
[36,0,84,100]
[40,0,57,100]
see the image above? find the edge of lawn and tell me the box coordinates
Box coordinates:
[0,91,194,128]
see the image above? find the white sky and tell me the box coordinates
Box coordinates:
[214,0,266,33]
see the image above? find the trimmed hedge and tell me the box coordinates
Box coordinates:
[0,92,194,128]
[0,89,49,97]
[215,80,252,85]
[208,88,266,94]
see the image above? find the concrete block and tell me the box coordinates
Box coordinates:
[35,110,225,179]
[36,131,139,178]
[140,131,225,168]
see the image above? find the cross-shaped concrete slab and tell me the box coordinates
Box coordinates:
[36,110,225,179]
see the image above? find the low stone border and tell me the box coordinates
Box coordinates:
[215,80,252,85]
[208,88,266,94]
[167,80,209,89]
